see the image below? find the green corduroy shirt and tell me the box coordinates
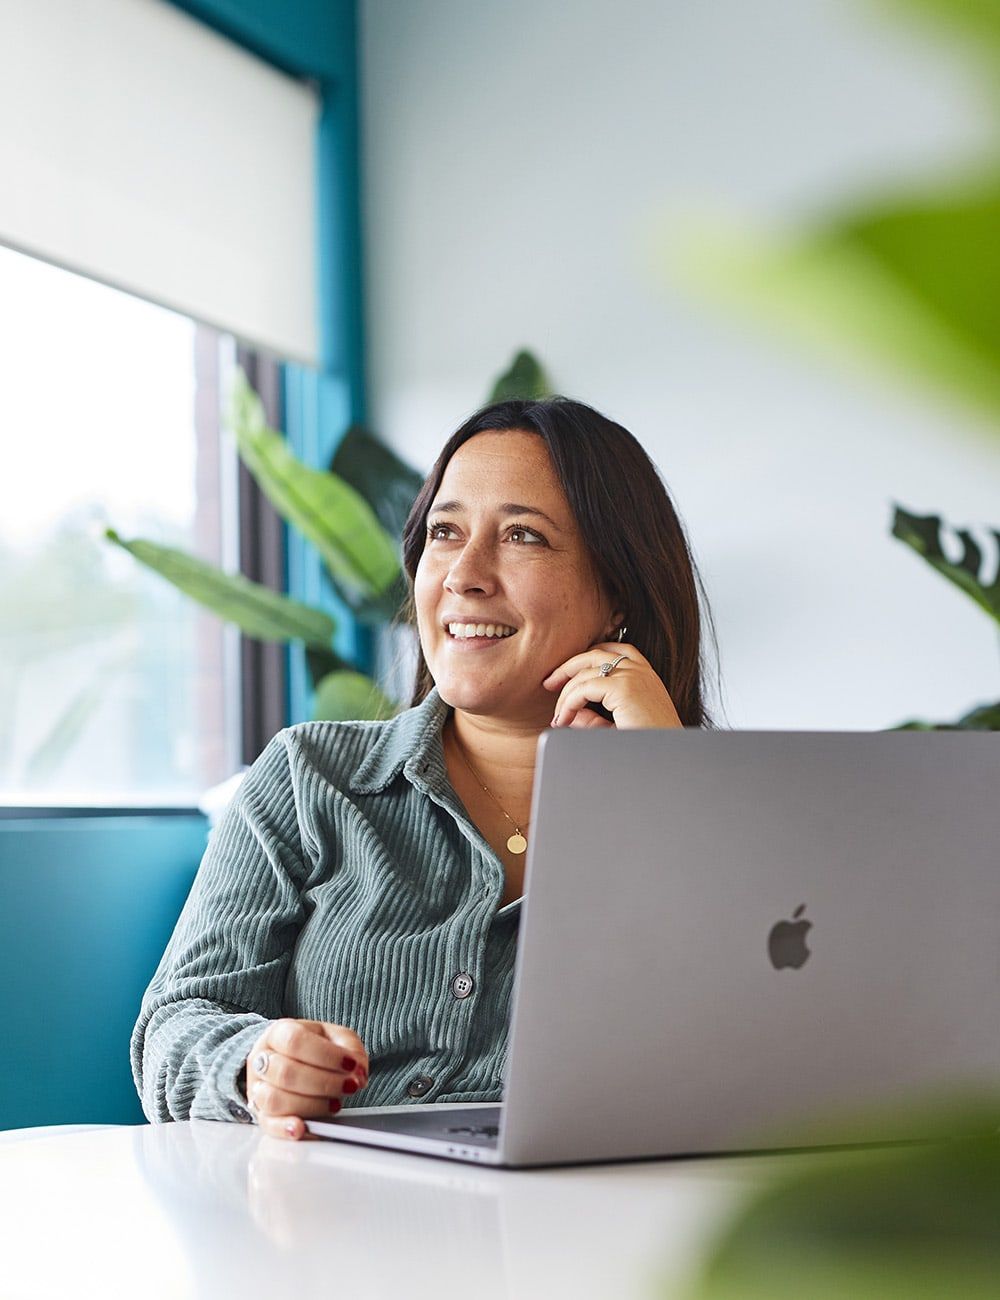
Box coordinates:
[130,685,522,1125]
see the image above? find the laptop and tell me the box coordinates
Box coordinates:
[306,728,1000,1166]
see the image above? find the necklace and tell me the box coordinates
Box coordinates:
[450,730,530,855]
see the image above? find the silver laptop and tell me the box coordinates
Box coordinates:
[306,728,1000,1166]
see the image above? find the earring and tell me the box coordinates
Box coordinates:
[616,625,628,643]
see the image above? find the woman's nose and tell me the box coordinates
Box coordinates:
[444,541,497,595]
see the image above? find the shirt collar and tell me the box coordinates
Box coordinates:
[347,685,452,796]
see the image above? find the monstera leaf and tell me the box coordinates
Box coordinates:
[891,504,1000,624]
[888,505,1000,729]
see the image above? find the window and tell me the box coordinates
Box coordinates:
[0,245,246,805]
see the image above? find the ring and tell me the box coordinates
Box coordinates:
[599,655,627,677]
[252,1050,270,1076]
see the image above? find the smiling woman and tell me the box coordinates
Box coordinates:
[131,394,721,1144]
[402,396,719,730]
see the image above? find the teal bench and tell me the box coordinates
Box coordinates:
[0,814,209,1130]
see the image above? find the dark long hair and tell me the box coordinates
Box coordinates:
[399,397,722,728]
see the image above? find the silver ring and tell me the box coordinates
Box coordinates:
[252,1050,270,1076]
[599,655,627,677]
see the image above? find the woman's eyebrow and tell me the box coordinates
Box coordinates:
[429,500,563,530]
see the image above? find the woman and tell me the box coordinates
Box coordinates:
[131,396,719,1141]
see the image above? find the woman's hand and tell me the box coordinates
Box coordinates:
[542,641,683,730]
[244,1018,370,1141]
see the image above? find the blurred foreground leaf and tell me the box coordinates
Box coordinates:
[689,1095,1000,1300]
[670,174,1000,427]
[879,0,1000,74]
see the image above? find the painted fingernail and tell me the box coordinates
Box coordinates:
[285,1121,297,1136]
[329,1098,342,1113]
[341,1055,357,1071]
[342,1078,359,1094]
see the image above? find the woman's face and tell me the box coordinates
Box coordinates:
[414,429,620,724]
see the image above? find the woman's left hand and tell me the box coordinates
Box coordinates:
[542,642,683,730]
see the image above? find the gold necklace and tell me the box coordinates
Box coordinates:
[450,730,530,855]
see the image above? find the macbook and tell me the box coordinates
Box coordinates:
[306,728,1000,1166]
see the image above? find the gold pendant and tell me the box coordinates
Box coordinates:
[507,832,527,855]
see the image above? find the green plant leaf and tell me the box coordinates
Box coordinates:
[105,529,337,648]
[488,349,553,402]
[892,699,1000,729]
[668,174,1000,426]
[877,0,1000,72]
[890,504,1000,623]
[304,644,352,689]
[229,375,401,600]
[689,1094,1000,1300]
[340,571,411,626]
[311,669,398,722]
[330,424,424,541]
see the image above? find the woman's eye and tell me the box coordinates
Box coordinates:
[508,525,545,545]
[427,522,453,541]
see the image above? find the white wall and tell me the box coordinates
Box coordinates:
[359,0,999,729]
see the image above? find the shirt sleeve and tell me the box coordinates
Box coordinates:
[130,729,308,1124]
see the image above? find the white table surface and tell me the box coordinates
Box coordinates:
[0,1121,810,1299]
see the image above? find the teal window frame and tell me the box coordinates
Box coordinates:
[172,0,372,723]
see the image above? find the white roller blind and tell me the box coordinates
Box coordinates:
[0,0,319,364]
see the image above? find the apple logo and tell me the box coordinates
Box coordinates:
[768,904,812,970]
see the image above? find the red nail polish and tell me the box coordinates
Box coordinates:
[342,1078,359,1095]
[341,1055,356,1071]
[329,1098,342,1113]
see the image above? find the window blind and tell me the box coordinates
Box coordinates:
[0,0,319,364]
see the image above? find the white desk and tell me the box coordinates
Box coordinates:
[0,1122,803,1299]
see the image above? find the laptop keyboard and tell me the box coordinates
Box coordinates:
[444,1124,499,1140]
[333,1105,502,1147]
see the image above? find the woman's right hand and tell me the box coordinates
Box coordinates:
[244,1018,370,1141]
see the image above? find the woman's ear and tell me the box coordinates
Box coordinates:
[603,609,626,641]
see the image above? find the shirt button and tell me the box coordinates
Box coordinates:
[227,1100,252,1123]
[406,1074,434,1098]
[451,972,475,1000]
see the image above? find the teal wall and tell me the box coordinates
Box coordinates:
[0,816,208,1129]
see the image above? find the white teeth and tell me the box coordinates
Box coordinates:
[447,622,516,639]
